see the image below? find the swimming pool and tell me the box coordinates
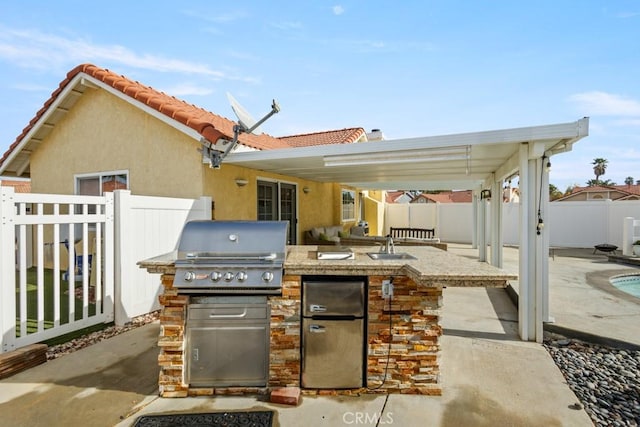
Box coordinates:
[609,273,640,299]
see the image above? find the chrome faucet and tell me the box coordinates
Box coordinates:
[380,236,395,254]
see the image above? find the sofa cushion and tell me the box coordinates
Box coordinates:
[310,227,325,239]
[319,232,340,243]
[325,226,343,238]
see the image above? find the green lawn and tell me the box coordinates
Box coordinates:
[15,267,98,336]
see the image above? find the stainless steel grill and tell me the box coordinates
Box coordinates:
[173,220,288,294]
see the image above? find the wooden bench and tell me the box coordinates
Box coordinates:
[389,227,436,240]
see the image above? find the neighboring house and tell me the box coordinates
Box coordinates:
[411,190,473,204]
[502,186,520,203]
[555,184,640,202]
[385,190,414,204]
[0,179,31,193]
[0,64,375,244]
[279,128,368,147]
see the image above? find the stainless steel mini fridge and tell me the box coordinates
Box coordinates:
[301,277,366,389]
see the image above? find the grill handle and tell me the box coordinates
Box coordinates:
[208,308,248,319]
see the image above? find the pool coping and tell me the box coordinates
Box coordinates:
[586,268,640,304]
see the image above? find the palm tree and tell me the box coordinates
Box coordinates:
[624,176,634,186]
[587,178,615,187]
[592,158,608,184]
[549,184,562,200]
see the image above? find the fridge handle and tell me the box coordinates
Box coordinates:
[309,304,327,313]
[309,324,326,333]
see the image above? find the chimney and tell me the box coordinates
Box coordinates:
[367,129,385,141]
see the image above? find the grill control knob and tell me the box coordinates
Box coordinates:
[262,271,274,282]
[210,271,222,282]
[236,272,248,282]
[224,272,235,282]
[184,271,196,282]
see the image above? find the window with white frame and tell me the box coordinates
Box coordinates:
[76,172,128,196]
[341,189,356,222]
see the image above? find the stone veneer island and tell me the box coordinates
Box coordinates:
[139,245,516,397]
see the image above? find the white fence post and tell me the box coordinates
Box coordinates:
[113,190,130,326]
[0,187,17,352]
[622,217,634,256]
[103,192,115,323]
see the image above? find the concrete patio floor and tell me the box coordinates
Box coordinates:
[447,244,640,347]
[0,245,638,427]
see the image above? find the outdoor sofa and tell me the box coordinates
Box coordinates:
[303,225,447,251]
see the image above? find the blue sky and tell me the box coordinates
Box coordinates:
[1,1,639,191]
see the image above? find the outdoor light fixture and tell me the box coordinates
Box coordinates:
[235,178,248,187]
[480,189,492,200]
[323,145,471,167]
[303,186,310,194]
[537,154,549,235]
[537,217,545,235]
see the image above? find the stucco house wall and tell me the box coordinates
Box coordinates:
[26,84,356,244]
[30,88,205,198]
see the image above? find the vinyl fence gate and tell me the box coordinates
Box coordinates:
[0,187,114,353]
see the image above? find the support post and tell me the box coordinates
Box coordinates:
[518,144,531,341]
[471,191,478,249]
[478,193,487,262]
[518,143,548,342]
[490,177,503,268]
[0,187,17,353]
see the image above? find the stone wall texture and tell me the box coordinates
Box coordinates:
[156,273,442,397]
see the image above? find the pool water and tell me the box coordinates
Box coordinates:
[610,274,640,299]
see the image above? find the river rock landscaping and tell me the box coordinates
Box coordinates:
[545,334,640,426]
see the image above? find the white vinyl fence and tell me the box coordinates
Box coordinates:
[386,200,640,248]
[1,187,210,353]
[114,191,211,325]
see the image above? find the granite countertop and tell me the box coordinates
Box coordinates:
[138,245,517,287]
[285,245,516,287]
[137,250,177,274]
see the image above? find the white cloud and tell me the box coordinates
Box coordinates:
[569,91,640,116]
[333,5,345,15]
[0,25,228,78]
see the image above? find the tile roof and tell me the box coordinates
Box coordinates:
[0,64,292,169]
[0,179,31,193]
[1,63,369,176]
[279,128,367,147]
[385,190,412,203]
[78,65,293,150]
[412,190,473,203]
[555,184,640,201]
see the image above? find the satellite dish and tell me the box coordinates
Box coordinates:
[227,92,263,134]
[200,93,281,169]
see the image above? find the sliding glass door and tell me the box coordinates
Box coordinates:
[257,180,297,244]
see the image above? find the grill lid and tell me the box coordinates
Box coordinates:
[176,220,288,262]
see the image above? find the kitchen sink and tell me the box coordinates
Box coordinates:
[367,252,417,260]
